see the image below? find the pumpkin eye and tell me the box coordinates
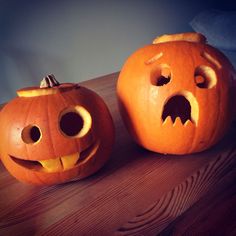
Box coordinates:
[151,65,171,86]
[21,125,41,144]
[194,65,217,89]
[156,75,171,86]
[60,112,84,137]
[59,106,92,138]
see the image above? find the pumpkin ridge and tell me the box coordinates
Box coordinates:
[45,95,58,159]
[188,78,198,153]
[24,97,37,160]
[60,88,82,152]
[208,75,221,147]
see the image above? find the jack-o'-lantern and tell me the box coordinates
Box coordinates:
[117,32,235,154]
[0,75,114,185]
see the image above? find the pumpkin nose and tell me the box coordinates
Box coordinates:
[162,95,192,124]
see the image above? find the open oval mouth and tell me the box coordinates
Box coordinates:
[161,91,199,126]
[9,141,100,173]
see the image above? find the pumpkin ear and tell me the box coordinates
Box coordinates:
[153,32,207,44]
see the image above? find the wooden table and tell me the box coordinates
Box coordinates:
[0,72,236,235]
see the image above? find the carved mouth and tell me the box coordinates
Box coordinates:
[10,141,100,173]
[161,92,199,126]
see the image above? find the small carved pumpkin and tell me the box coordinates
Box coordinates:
[0,75,114,185]
[117,33,235,154]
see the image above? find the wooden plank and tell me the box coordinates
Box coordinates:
[161,168,236,235]
[117,137,236,235]
[0,72,235,235]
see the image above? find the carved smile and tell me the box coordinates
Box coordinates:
[9,141,100,173]
[161,91,199,126]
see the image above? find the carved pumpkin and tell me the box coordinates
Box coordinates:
[0,75,114,185]
[117,33,235,154]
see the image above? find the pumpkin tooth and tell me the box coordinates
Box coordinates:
[162,116,172,126]
[61,153,80,170]
[39,158,62,172]
[173,117,182,127]
[184,119,192,127]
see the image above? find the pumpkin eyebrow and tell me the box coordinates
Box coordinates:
[201,51,221,69]
[145,52,163,65]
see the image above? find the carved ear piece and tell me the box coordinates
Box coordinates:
[153,32,207,44]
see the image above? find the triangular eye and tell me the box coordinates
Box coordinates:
[194,66,217,89]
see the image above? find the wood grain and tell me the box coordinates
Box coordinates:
[0,72,236,235]
[117,145,236,235]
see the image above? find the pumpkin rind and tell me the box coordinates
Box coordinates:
[0,79,114,185]
[117,33,234,154]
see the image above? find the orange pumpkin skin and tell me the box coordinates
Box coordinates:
[0,79,114,185]
[117,33,235,155]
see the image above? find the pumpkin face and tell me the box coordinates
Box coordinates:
[117,33,235,154]
[0,75,114,185]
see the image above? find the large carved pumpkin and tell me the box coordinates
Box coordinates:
[117,33,235,154]
[0,75,114,185]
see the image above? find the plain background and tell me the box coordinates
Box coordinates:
[0,0,236,103]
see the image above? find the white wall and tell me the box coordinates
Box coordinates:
[0,0,233,103]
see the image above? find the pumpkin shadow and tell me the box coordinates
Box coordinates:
[98,117,236,179]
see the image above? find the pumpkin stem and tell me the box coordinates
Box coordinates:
[40,74,60,88]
